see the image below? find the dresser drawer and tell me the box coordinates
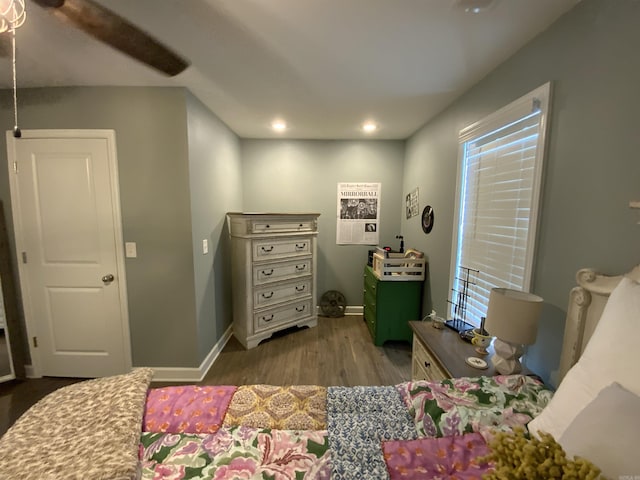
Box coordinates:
[251,218,316,234]
[363,266,378,291]
[363,288,376,313]
[254,300,313,333]
[363,269,377,302]
[252,257,312,285]
[254,278,312,308]
[412,358,431,382]
[412,335,449,382]
[364,278,378,299]
[253,237,312,261]
[364,303,376,337]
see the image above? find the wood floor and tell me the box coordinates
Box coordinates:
[0,315,412,437]
[201,315,412,386]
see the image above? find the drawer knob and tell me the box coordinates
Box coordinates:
[295,243,306,249]
[296,305,306,312]
[261,292,274,299]
[262,314,274,322]
[295,285,306,292]
[261,269,274,276]
[265,224,270,228]
[295,264,306,271]
[424,361,431,368]
[299,223,303,227]
[261,246,274,253]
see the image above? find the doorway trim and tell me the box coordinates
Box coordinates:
[5,129,132,378]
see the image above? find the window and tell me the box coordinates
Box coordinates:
[449,83,551,328]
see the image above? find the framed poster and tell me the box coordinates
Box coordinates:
[336,182,380,245]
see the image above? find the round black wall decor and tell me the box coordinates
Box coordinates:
[421,205,434,234]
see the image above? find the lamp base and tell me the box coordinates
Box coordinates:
[491,338,524,375]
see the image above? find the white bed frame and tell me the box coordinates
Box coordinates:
[558,264,640,382]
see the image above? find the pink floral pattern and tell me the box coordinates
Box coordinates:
[144,385,237,434]
[396,375,553,439]
[140,426,331,479]
[383,432,491,479]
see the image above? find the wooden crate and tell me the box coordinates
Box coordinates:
[372,252,425,281]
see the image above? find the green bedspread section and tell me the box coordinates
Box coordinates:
[139,427,332,479]
[396,375,553,438]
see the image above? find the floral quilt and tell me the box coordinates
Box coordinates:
[137,375,553,479]
[223,385,327,430]
[140,426,331,479]
[0,374,554,479]
[382,432,491,479]
[144,385,237,434]
[396,375,553,440]
[326,386,418,479]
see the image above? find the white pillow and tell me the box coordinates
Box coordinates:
[528,276,640,439]
[559,382,640,479]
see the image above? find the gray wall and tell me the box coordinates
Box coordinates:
[240,140,406,305]
[402,0,640,386]
[186,92,242,361]
[0,87,201,368]
[2,0,638,380]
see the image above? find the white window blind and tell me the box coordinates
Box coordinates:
[450,83,550,328]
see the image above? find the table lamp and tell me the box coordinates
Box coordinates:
[484,288,543,375]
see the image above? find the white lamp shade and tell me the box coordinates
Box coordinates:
[0,0,26,33]
[484,288,543,345]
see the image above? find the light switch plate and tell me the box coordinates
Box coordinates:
[125,242,137,258]
[202,239,209,254]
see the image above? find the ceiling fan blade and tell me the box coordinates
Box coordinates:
[32,0,190,76]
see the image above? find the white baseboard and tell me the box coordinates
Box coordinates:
[22,327,233,382]
[25,313,375,383]
[344,305,363,315]
[24,364,36,378]
[150,325,233,383]
[316,305,363,316]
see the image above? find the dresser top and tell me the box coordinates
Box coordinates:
[227,212,320,237]
[410,320,497,378]
[227,212,321,217]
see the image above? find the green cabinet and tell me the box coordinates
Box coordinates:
[363,265,423,346]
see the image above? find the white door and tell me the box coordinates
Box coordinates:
[7,130,131,378]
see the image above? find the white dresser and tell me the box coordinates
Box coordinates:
[227,212,320,349]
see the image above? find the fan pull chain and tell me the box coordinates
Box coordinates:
[12,26,21,138]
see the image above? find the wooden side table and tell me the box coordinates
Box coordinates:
[409,320,498,381]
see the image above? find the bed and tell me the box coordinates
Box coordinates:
[0,264,638,479]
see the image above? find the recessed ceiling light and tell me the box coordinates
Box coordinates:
[362,122,378,133]
[271,120,287,132]
[454,0,495,14]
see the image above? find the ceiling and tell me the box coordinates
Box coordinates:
[1,0,579,139]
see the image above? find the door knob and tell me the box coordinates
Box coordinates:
[102,274,115,283]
